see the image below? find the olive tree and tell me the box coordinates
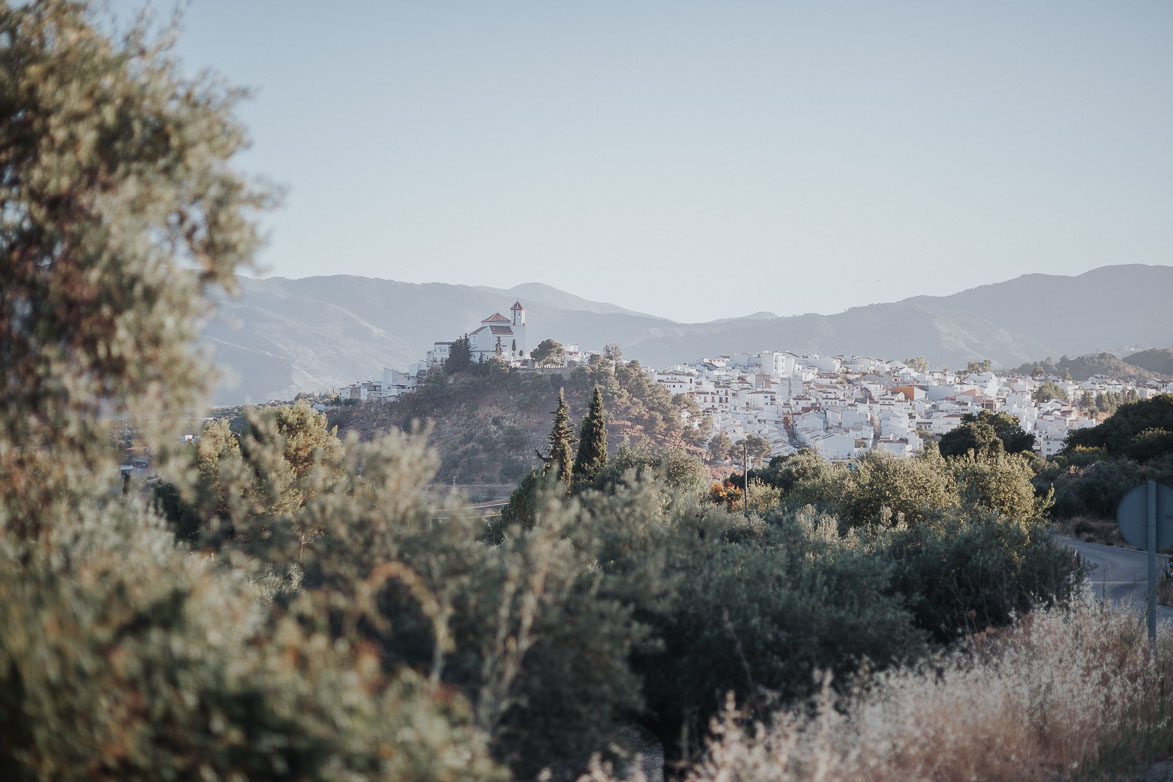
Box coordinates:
[0,0,270,534]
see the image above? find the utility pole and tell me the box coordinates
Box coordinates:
[744,442,750,521]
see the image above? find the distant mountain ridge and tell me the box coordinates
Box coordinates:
[204,264,1173,405]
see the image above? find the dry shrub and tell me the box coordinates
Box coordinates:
[676,600,1173,782]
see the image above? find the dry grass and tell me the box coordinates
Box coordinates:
[583,600,1173,782]
[675,601,1173,782]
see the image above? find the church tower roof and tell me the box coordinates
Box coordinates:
[511,300,524,311]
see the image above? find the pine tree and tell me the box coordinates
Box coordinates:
[543,389,575,483]
[573,386,608,485]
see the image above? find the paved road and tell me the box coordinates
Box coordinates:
[1060,537,1173,623]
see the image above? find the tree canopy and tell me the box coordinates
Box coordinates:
[1065,393,1173,463]
[530,338,565,367]
[0,0,270,533]
[939,411,1035,459]
[447,334,473,373]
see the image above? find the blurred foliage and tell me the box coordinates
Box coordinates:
[0,0,269,534]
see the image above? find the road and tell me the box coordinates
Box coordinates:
[1060,537,1173,623]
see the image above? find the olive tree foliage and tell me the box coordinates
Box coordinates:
[938,411,1035,458]
[747,448,1051,528]
[0,0,271,534]
[0,500,504,782]
[0,5,512,780]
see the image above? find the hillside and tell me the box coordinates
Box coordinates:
[1125,348,1173,377]
[1008,352,1163,383]
[205,264,1173,404]
[326,359,709,484]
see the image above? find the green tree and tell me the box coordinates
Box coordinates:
[707,432,733,462]
[951,452,1053,522]
[0,0,270,534]
[1065,393,1173,463]
[938,411,1034,458]
[966,359,993,374]
[1036,380,1069,403]
[193,417,244,520]
[573,385,608,485]
[838,450,960,527]
[531,338,566,367]
[447,334,473,373]
[741,434,773,467]
[542,388,575,483]
[0,5,506,780]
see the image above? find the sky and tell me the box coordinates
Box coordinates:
[111,1,1172,322]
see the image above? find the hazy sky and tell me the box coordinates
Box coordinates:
[115,1,1172,322]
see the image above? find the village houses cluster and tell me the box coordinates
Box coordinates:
[336,301,1171,462]
[652,351,1173,461]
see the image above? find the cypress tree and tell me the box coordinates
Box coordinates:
[544,388,575,484]
[573,386,608,485]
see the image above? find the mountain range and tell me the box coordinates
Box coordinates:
[204,264,1173,405]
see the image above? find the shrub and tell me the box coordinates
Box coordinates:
[950,452,1053,522]
[837,450,959,527]
[0,502,503,782]
[884,512,1084,643]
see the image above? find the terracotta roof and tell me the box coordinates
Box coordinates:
[469,326,487,334]
[490,325,513,335]
[482,312,510,324]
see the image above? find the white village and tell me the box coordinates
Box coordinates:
[334,300,1173,463]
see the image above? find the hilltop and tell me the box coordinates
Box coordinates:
[325,358,709,484]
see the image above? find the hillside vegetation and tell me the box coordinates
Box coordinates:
[1009,352,1162,382]
[1126,347,1173,377]
[1033,395,1173,529]
[327,355,710,484]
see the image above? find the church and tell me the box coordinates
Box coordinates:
[467,300,528,362]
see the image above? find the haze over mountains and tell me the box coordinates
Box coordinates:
[205,264,1173,405]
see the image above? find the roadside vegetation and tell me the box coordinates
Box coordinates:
[1038,394,1173,536]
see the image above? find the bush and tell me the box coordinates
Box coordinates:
[884,512,1084,643]
[0,503,503,782]
[635,508,926,757]
[1049,457,1144,519]
[837,450,959,527]
[950,452,1053,522]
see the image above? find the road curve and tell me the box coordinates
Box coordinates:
[1060,537,1173,623]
